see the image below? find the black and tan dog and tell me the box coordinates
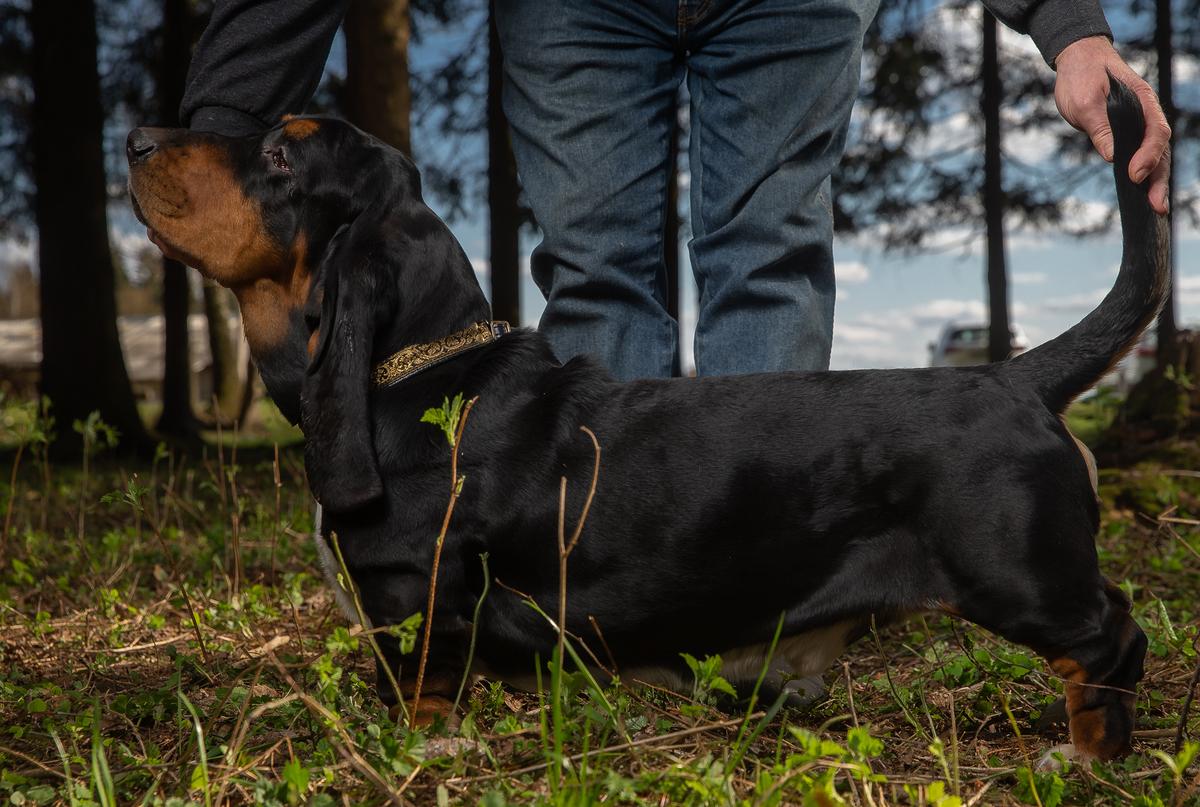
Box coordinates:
[127,78,1165,764]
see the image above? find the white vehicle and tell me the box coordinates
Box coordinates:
[928,321,1029,367]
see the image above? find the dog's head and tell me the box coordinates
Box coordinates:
[127,118,489,513]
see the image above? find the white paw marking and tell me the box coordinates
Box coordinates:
[1036,743,1095,772]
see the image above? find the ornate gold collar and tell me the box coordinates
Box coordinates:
[371,321,511,389]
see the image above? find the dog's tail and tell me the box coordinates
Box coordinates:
[1002,76,1168,413]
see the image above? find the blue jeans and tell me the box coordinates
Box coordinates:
[496,0,878,379]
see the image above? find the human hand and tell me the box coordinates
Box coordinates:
[1054,36,1170,214]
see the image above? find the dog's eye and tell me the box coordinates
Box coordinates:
[266,148,291,174]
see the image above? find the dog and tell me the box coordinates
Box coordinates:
[127,77,1166,764]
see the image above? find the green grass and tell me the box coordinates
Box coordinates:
[1064,392,1122,448]
[0,402,1196,805]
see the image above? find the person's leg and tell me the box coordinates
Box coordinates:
[684,0,879,375]
[496,0,683,379]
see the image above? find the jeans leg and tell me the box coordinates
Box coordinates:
[496,0,682,380]
[685,0,878,375]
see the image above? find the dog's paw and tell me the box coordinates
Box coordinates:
[781,675,827,712]
[1036,743,1094,772]
[388,694,459,729]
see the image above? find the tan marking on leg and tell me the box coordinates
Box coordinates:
[393,674,460,727]
[1049,655,1134,760]
[1061,417,1098,492]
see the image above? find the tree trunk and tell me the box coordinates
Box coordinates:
[1153,0,1178,368]
[31,0,147,454]
[981,13,1011,364]
[156,0,203,440]
[202,279,243,418]
[343,0,412,155]
[158,262,201,437]
[487,11,520,325]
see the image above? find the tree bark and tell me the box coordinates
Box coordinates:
[343,0,412,155]
[31,0,147,454]
[1153,0,1178,368]
[202,279,242,418]
[982,13,1011,364]
[487,11,520,325]
[156,0,203,440]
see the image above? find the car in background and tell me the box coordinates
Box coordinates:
[928,321,1029,367]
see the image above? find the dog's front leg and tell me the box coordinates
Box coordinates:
[354,568,471,728]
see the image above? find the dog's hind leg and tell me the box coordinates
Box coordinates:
[958,570,1145,766]
[1036,581,1146,767]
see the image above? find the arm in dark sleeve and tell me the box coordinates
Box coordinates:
[980,0,1113,67]
[181,0,350,135]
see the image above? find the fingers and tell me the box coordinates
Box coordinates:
[1128,82,1171,178]
[1080,104,1115,163]
[1146,143,1170,215]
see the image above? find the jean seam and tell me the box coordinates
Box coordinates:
[677,0,711,40]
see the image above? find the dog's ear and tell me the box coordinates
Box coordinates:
[301,215,395,513]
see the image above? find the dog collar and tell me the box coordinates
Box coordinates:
[371,321,511,388]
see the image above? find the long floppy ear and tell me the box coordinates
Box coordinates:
[301,216,395,513]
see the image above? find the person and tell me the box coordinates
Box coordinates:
[178,0,1170,381]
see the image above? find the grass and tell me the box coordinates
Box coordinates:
[0,397,1196,805]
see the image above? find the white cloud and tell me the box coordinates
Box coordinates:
[1038,287,1109,313]
[836,261,870,284]
[834,322,893,344]
[908,298,988,326]
[1012,272,1048,284]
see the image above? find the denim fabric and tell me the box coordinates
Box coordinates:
[497,0,878,378]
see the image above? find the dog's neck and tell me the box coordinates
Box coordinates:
[370,257,492,363]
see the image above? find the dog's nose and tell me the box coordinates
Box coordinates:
[126,128,159,164]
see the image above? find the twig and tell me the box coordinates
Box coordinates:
[843,661,859,728]
[964,780,995,807]
[453,552,491,715]
[1175,634,1200,756]
[179,581,212,669]
[271,443,282,576]
[216,691,299,804]
[457,712,763,782]
[2,441,24,554]
[1165,523,1200,564]
[0,744,66,779]
[84,634,190,654]
[550,425,602,777]
[588,615,619,677]
[412,396,479,728]
[229,423,242,602]
[556,426,601,686]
